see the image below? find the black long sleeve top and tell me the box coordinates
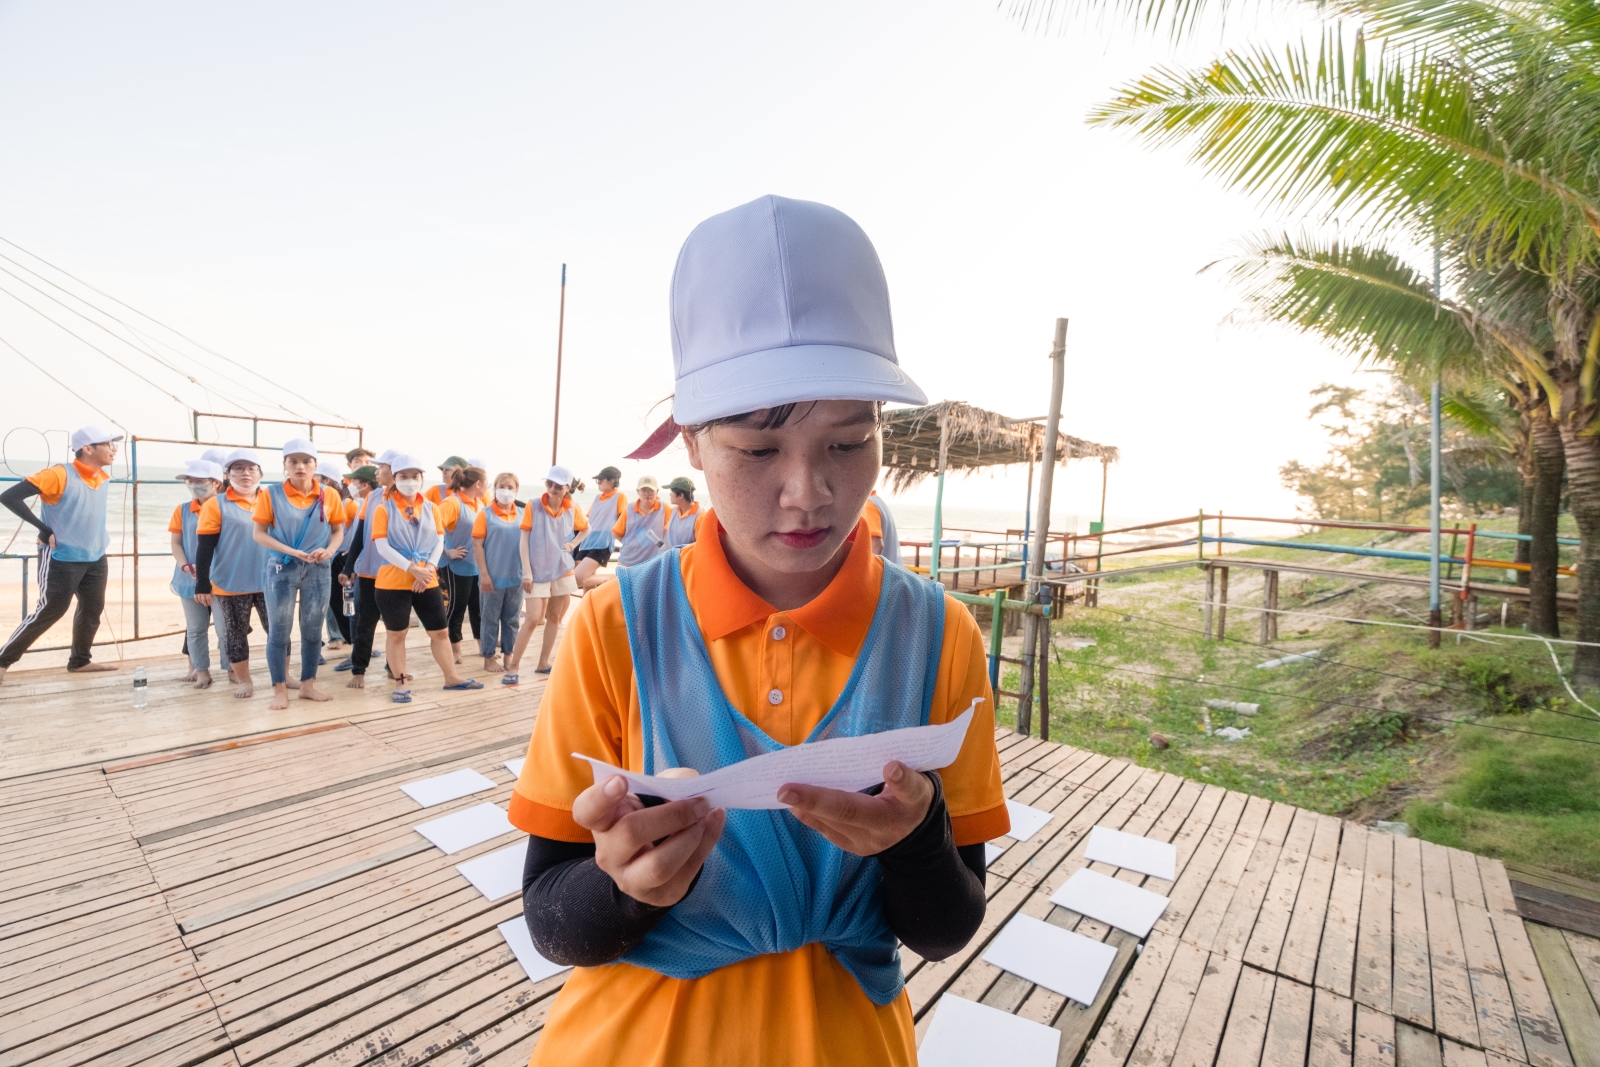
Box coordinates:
[522,771,988,969]
[1,480,49,542]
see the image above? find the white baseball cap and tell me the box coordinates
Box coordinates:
[546,465,575,485]
[281,436,317,460]
[389,454,427,476]
[200,447,229,466]
[316,459,344,481]
[224,448,263,470]
[375,449,402,467]
[70,424,123,451]
[467,456,488,470]
[182,459,225,481]
[636,475,659,490]
[668,196,926,426]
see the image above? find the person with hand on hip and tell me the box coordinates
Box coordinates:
[253,438,346,710]
[0,425,123,683]
[509,196,1007,1067]
[572,465,625,587]
[169,458,228,689]
[507,466,587,677]
[193,449,273,699]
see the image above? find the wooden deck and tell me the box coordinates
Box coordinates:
[5,661,1600,1066]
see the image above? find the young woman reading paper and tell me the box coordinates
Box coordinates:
[509,196,1008,1067]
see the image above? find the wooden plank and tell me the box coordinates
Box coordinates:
[1169,952,1243,1067]
[1309,986,1356,1066]
[1354,1003,1396,1067]
[1079,932,1182,1067]
[1567,931,1600,1007]
[1458,900,1528,1061]
[1391,834,1435,1031]
[1261,975,1313,1067]
[1355,827,1395,1014]
[1243,806,1318,973]
[1316,823,1368,998]
[1047,929,1140,1066]
[1213,966,1275,1067]
[1396,1020,1444,1067]
[1420,840,1480,1047]
[1478,855,1576,1067]
[1276,813,1342,985]
[1525,920,1600,1067]
[1120,939,1211,1067]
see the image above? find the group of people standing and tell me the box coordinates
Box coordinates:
[166,445,713,705]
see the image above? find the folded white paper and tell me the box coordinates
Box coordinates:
[574,701,979,810]
[456,843,525,901]
[414,803,514,855]
[400,767,497,808]
[1085,825,1177,880]
[918,993,1061,1067]
[981,914,1117,1005]
[497,915,572,984]
[1004,800,1052,842]
[984,842,1003,867]
[1049,867,1170,937]
[504,758,525,779]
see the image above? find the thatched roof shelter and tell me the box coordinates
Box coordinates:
[880,401,1117,492]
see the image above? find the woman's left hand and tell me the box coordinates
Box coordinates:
[563,538,581,552]
[447,546,469,560]
[777,761,933,856]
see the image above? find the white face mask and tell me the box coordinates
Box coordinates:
[187,482,215,500]
[495,487,516,505]
[395,478,423,497]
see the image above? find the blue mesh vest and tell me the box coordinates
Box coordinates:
[39,464,110,563]
[210,492,267,595]
[526,498,577,583]
[382,495,440,565]
[577,490,623,551]
[353,492,385,578]
[615,547,946,1005]
[869,495,901,565]
[664,504,699,549]
[479,503,524,588]
[616,502,664,567]
[444,497,481,576]
[171,501,201,597]
[264,482,334,566]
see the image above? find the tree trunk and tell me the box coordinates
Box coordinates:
[1556,424,1600,686]
[1528,412,1565,636]
[1515,476,1532,586]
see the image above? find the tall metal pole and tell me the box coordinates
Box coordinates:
[1016,318,1068,736]
[931,409,949,584]
[551,263,567,466]
[1429,246,1443,647]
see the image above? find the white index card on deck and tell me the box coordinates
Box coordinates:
[918,993,1061,1067]
[400,768,496,808]
[497,915,572,984]
[981,914,1117,1006]
[1085,825,1177,880]
[504,758,525,779]
[414,803,513,855]
[456,843,525,901]
[1004,800,1052,842]
[984,842,1003,867]
[1049,867,1170,938]
[574,700,979,810]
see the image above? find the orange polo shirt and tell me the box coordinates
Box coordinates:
[343,496,362,525]
[369,493,444,590]
[27,460,110,504]
[250,481,346,527]
[519,493,588,533]
[196,488,261,596]
[168,499,203,534]
[437,495,486,533]
[471,499,521,537]
[861,494,884,540]
[613,497,663,537]
[512,512,1007,1067]
[425,483,457,506]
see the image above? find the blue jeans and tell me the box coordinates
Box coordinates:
[264,558,332,685]
[179,595,227,671]
[479,585,521,657]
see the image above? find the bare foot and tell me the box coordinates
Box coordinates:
[0,667,7,686]
[326,640,346,650]
[483,656,502,672]
[269,684,290,710]
[234,680,254,699]
[193,669,213,690]
[285,679,301,690]
[347,674,366,689]
[183,668,197,682]
[67,662,118,673]
[299,682,333,702]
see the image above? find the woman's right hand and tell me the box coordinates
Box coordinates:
[521,577,534,594]
[194,593,212,607]
[338,573,352,587]
[479,577,494,593]
[572,775,725,908]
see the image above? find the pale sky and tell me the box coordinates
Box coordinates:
[0,0,1361,525]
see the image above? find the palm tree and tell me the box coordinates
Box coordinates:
[1212,232,1565,632]
[1039,0,1600,678]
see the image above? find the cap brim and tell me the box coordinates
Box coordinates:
[672,344,926,426]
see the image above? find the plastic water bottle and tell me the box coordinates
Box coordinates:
[132,666,148,708]
[342,580,355,616]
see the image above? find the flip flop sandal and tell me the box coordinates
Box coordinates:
[391,689,413,704]
[334,658,354,672]
[534,667,553,675]
[443,679,484,691]
[501,672,519,686]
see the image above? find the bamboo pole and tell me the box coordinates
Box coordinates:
[1016,318,1067,737]
[931,408,949,585]
[551,263,567,466]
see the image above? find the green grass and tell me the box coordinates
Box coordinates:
[989,537,1600,880]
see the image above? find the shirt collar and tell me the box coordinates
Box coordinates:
[676,501,700,518]
[541,492,573,516]
[682,510,880,658]
[636,498,661,513]
[597,489,617,501]
[490,499,518,519]
[72,459,109,487]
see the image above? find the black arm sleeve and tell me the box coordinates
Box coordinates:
[342,522,364,578]
[874,771,988,961]
[522,836,672,967]
[193,532,220,595]
[1,480,50,541]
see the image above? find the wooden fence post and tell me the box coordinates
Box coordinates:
[1261,569,1279,644]
[1217,566,1230,641]
[1204,564,1216,640]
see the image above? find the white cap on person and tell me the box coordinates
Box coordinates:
[667,195,927,426]
[375,449,401,467]
[389,454,427,475]
[637,475,659,490]
[224,448,263,470]
[70,425,124,451]
[546,465,575,486]
[467,456,487,470]
[281,437,317,460]
[201,447,229,466]
[182,459,224,481]
[316,459,343,481]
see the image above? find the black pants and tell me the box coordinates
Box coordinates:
[328,557,352,643]
[215,592,269,666]
[351,576,381,676]
[444,570,481,644]
[0,549,108,670]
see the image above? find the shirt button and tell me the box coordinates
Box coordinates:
[768,689,783,705]
[771,626,787,641]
